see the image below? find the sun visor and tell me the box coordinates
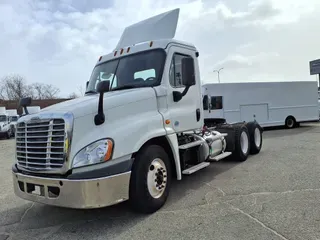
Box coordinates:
[115,8,180,50]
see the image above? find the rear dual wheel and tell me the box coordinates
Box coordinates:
[246,121,263,154]
[232,121,263,161]
[232,124,250,161]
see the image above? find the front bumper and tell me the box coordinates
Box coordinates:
[0,131,7,136]
[12,171,131,209]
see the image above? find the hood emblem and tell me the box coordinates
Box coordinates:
[30,116,41,122]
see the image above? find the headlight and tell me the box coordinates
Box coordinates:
[72,139,114,168]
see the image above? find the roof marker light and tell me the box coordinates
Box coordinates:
[98,56,102,61]
[127,47,130,53]
[120,48,124,54]
[149,41,153,47]
[114,51,117,56]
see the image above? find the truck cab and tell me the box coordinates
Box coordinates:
[12,8,263,213]
[0,107,11,139]
[7,109,19,137]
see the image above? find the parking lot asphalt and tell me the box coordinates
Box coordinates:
[0,123,320,240]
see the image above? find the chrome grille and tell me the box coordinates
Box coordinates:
[16,119,66,171]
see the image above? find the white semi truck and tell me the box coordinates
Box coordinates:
[12,9,264,213]
[7,109,19,137]
[0,107,12,139]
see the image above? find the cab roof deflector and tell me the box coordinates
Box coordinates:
[115,8,180,50]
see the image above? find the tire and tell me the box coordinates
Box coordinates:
[246,122,262,154]
[285,116,296,129]
[129,145,172,214]
[232,124,250,161]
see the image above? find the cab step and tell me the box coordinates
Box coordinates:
[179,140,205,150]
[207,151,232,162]
[182,162,210,175]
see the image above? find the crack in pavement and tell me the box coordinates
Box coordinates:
[201,186,320,240]
[226,188,320,198]
[3,187,319,238]
[20,203,34,223]
[227,203,290,240]
[204,183,320,199]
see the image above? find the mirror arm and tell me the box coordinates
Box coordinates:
[23,106,29,115]
[94,92,105,125]
[173,86,190,102]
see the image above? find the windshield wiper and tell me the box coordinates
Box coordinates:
[85,90,97,94]
[112,85,142,91]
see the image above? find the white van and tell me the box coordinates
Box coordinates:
[202,81,319,128]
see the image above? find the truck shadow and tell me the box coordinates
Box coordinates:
[0,160,240,238]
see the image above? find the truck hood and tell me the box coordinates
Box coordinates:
[41,87,157,118]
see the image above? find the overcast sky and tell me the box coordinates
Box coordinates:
[1,0,320,97]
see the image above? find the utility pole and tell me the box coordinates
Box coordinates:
[213,67,224,83]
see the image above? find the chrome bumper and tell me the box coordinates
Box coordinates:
[12,171,131,209]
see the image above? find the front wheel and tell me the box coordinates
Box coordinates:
[129,145,172,214]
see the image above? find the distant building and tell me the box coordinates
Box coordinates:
[0,98,71,115]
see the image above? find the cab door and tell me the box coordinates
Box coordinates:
[165,47,202,133]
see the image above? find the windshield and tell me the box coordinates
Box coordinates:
[0,115,6,122]
[86,49,166,93]
[10,116,18,122]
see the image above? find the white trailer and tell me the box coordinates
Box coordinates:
[202,81,319,128]
[318,91,320,117]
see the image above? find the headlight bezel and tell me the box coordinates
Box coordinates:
[72,138,114,169]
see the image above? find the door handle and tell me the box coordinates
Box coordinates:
[196,108,200,122]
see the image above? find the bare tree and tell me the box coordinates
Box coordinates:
[31,83,45,99]
[0,75,60,100]
[31,83,60,99]
[68,92,78,99]
[77,86,85,96]
[0,74,33,100]
[43,84,60,99]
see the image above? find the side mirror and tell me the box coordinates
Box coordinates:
[173,57,196,102]
[94,80,110,126]
[19,97,32,115]
[181,57,196,86]
[97,80,110,93]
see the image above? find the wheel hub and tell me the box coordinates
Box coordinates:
[240,131,249,155]
[287,119,294,127]
[147,159,167,198]
[254,128,261,147]
[155,168,165,187]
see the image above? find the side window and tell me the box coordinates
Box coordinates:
[100,72,117,88]
[210,96,223,110]
[169,53,194,88]
[203,95,209,110]
[134,69,156,80]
